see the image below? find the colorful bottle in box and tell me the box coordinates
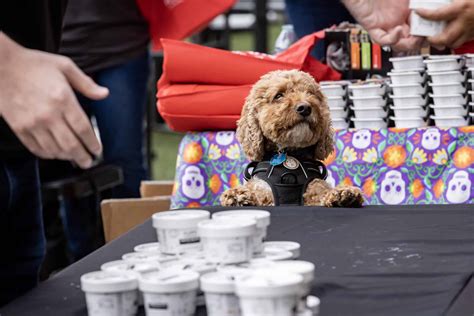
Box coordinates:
[360,31,371,70]
[372,42,382,69]
[350,28,361,70]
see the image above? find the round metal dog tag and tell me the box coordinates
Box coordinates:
[283,156,300,170]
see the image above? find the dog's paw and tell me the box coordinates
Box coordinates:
[220,187,259,206]
[323,186,365,207]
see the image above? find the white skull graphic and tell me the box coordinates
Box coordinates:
[352,129,371,149]
[181,166,205,199]
[421,128,441,150]
[380,170,406,205]
[326,170,336,188]
[446,170,471,204]
[216,131,234,146]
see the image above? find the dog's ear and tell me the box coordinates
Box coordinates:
[237,92,265,161]
[313,91,335,161]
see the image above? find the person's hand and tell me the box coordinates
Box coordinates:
[342,0,423,52]
[0,33,109,168]
[416,0,474,49]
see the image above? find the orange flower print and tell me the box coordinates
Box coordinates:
[183,142,203,164]
[390,127,409,133]
[453,146,474,169]
[362,177,377,197]
[410,179,424,199]
[433,179,445,199]
[459,126,474,133]
[343,176,353,186]
[323,147,337,165]
[229,174,240,188]
[186,202,201,208]
[383,145,407,168]
[208,174,222,194]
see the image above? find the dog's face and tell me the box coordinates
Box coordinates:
[237,70,334,161]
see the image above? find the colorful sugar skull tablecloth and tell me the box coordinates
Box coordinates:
[171,127,474,208]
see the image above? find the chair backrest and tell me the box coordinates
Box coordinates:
[171,127,474,208]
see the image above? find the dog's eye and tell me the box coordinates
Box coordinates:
[273,93,284,101]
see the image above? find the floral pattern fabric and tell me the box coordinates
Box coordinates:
[171,127,474,208]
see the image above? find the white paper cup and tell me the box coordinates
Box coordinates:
[332,118,349,130]
[212,210,270,254]
[409,0,452,37]
[235,272,303,316]
[320,85,345,97]
[326,96,347,108]
[390,67,425,73]
[350,106,387,119]
[428,70,466,84]
[306,295,321,316]
[424,58,463,72]
[198,219,256,264]
[390,94,427,107]
[81,271,138,316]
[430,93,467,106]
[139,270,199,316]
[253,247,294,261]
[349,83,386,97]
[388,71,426,84]
[152,210,210,254]
[349,95,386,108]
[329,106,348,119]
[464,54,474,68]
[431,115,468,127]
[390,116,426,128]
[272,261,315,296]
[263,241,301,259]
[389,56,424,71]
[429,104,467,116]
[389,83,426,96]
[201,272,241,316]
[101,260,160,275]
[429,82,465,95]
[351,117,387,129]
[390,105,427,118]
[134,242,161,253]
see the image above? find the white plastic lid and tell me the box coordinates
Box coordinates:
[389,55,423,62]
[212,210,270,228]
[424,58,460,64]
[81,271,138,293]
[198,218,257,238]
[390,105,424,110]
[329,106,346,111]
[430,115,466,120]
[152,210,210,229]
[350,106,387,111]
[257,248,294,261]
[429,104,465,109]
[139,270,199,293]
[273,261,315,283]
[326,96,344,100]
[122,252,177,264]
[389,94,426,99]
[217,265,253,277]
[238,258,277,270]
[428,82,464,87]
[349,95,384,100]
[429,93,464,98]
[168,258,217,276]
[429,54,461,59]
[320,84,343,90]
[390,67,425,73]
[427,70,463,75]
[235,271,303,298]
[390,116,424,121]
[349,83,383,89]
[387,71,423,76]
[101,260,159,275]
[200,272,236,293]
[351,117,385,122]
[134,242,160,253]
[388,83,423,87]
[320,80,350,86]
[263,241,301,258]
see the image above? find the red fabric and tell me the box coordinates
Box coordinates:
[157,32,341,132]
[454,40,474,54]
[136,0,236,51]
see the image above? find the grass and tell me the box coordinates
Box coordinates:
[151,24,283,180]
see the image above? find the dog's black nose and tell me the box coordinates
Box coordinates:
[296,104,311,117]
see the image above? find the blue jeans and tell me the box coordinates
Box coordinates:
[0,154,45,306]
[59,51,150,260]
[284,0,355,60]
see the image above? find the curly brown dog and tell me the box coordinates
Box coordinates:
[220,70,364,207]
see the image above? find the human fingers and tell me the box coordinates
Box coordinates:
[369,26,404,46]
[416,2,463,21]
[55,56,109,100]
[427,20,464,47]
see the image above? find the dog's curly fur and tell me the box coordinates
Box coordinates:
[220,70,364,207]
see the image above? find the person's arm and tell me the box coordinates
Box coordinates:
[0,32,108,168]
[341,0,423,52]
[416,0,474,49]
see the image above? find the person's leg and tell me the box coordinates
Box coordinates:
[284,0,355,60]
[90,51,150,198]
[0,154,44,306]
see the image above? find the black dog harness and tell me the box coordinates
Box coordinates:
[244,149,327,206]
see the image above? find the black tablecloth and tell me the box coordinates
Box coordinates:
[1,205,473,316]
